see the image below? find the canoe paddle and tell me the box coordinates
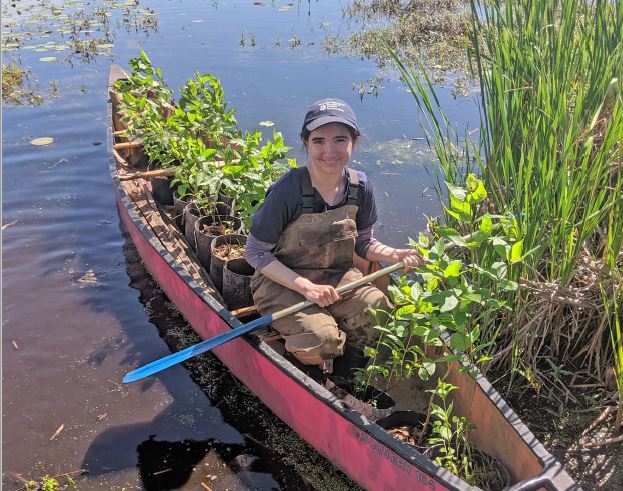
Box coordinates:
[122,261,406,383]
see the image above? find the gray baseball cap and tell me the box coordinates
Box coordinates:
[302,98,359,132]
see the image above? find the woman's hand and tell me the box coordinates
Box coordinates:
[297,279,341,307]
[392,248,426,268]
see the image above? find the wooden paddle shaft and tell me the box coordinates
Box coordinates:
[118,168,176,181]
[114,140,142,150]
[272,262,405,322]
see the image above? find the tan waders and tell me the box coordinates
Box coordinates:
[251,167,389,369]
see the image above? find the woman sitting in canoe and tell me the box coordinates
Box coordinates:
[245,98,424,373]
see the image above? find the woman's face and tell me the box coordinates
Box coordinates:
[305,122,357,176]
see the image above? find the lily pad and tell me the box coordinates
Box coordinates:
[39,56,56,62]
[259,120,275,127]
[31,137,54,146]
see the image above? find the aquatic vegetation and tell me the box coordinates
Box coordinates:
[1,0,158,104]
[1,61,43,105]
[1,0,157,62]
[19,470,82,490]
[389,0,623,434]
[324,0,473,94]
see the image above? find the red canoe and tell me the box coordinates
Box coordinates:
[108,65,579,491]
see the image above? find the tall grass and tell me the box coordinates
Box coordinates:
[391,0,623,392]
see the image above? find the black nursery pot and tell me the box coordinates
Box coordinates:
[209,233,246,294]
[223,258,255,310]
[216,188,234,216]
[131,143,149,170]
[172,191,192,230]
[183,202,203,251]
[148,162,174,206]
[194,215,244,271]
[376,411,427,431]
[324,376,397,422]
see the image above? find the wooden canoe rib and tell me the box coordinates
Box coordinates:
[107,65,579,491]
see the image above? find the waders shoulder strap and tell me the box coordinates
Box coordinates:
[300,166,315,214]
[346,168,359,206]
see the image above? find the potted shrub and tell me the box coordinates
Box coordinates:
[219,130,296,231]
[113,51,175,169]
[209,233,246,294]
[171,139,220,229]
[194,215,243,270]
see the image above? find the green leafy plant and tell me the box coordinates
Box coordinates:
[24,474,77,491]
[426,379,475,482]
[170,138,220,200]
[357,174,521,395]
[176,71,239,144]
[356,175,522,485]
[220,130,296,231]
[114,50,173,104]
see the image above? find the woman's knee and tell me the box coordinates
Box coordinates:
[272,312,346,365]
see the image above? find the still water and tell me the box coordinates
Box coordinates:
[2,1,477,489]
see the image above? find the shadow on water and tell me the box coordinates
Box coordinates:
[79,215,358,490]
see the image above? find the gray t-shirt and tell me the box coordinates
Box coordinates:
[250,166,378,244]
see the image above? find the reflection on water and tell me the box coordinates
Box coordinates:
[2,0,478,488]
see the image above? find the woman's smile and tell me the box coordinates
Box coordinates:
[307,122,356,175]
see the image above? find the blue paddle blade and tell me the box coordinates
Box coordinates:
[122,314,272,383]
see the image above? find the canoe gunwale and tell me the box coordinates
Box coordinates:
[106,65,579,491]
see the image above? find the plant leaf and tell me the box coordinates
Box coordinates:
[443,260,461,278]
[510,239,523,263]
[440,295,459,312]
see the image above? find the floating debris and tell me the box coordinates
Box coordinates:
[77,268,98,285]
[30,137,54,145]
[2,220,18,231]
[49,423,64,441]
[259,120,274,127]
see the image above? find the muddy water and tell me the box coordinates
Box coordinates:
[2,0,477,489]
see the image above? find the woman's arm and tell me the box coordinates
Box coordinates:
[246,234,340,307]
[259,260,341,307]
[364,241,425,267]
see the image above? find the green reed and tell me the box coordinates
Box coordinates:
[390,0,623,388]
